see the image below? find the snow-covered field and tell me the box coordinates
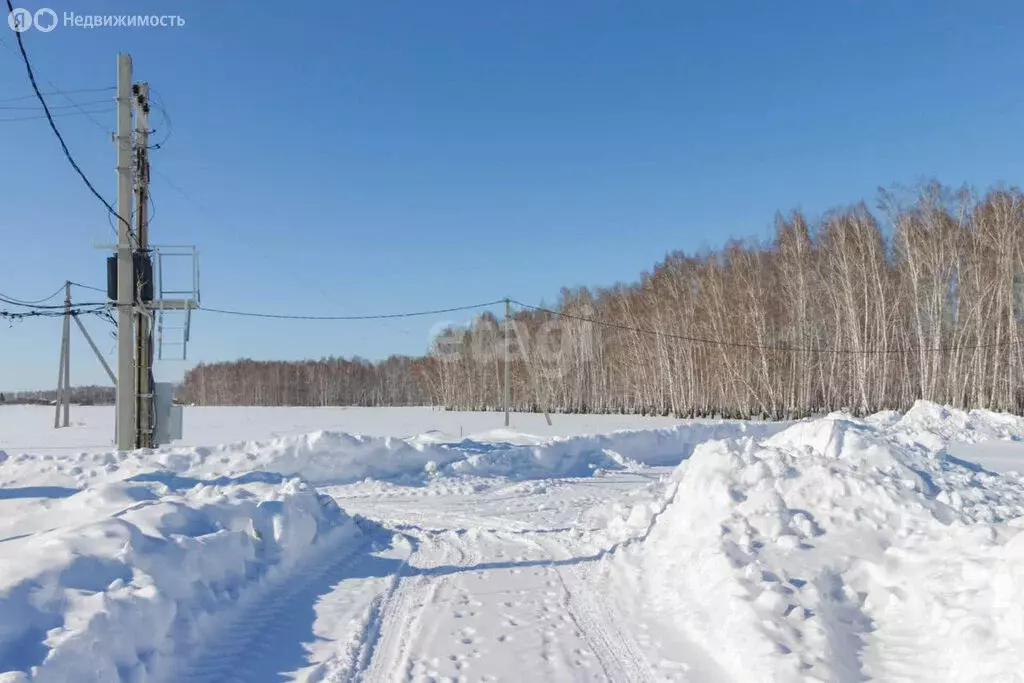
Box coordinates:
[2,404,1024,682]
[0,405,703,454]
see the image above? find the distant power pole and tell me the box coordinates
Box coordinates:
[504,298,511,427]
[53,280,71,428]
[62,280,70,427]
[115,53,135,451]
[53,281,119,430]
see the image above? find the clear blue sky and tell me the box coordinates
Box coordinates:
[2,0,1023,391]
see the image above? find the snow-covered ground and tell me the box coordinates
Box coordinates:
[0,405,705,454]
[1,404,1023,682]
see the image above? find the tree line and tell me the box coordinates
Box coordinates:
[0,386,115,405]
[179,182,1024,418]
[433,183,1024,417]
[177,356,434,406]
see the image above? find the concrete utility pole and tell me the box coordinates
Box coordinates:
[53,316,65,428]
[134,82,153,448]
[504,298,511,427]
[62,280,70,427]
[115,53,135,451]
[53,281,120,429]
[53,280,70,428]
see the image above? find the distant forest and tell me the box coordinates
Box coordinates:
[1,386,115,405]
[138,183,1024,418]
[178,356,432,407]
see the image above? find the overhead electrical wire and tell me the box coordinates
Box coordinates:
[0,106,113,123]
[0,99,114,111]
[2,286,1018,357]
[510,300,1020,355]
[0,37,113,136]
[69,281,107,294]
[183,296,1024,355]
[198,299,507,321]
[0,285,66,305]
[4,0,134,244]
[0,86,114,104]
[0,294,105,309]
[1,307,108,322]
[0,281,110,324]
[145,87,172,148]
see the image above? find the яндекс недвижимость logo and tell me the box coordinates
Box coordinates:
[7,7,183,32]
[7,7,58,32]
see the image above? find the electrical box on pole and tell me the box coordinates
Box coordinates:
[106,254,154,301]
[152,382,182,444]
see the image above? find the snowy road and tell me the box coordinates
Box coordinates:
[168,472,688,683]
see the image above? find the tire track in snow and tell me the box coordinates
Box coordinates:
[554,561,657,683]
[359,529,472,682]
[516,531,659,683]
[165,529,372,683]
[306,535,417,682]
[348,505,664,681]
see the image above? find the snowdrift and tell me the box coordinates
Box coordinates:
[602,402,1024,683]
[0,475,361,682]
[891,401,1024,452]
[445,420,785,478]
[165,420,785,485]
[1,420,785,491]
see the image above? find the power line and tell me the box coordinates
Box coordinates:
[1,307,108,321]
[198,299,506,321]
[0,99,113,111]
[510,300,1020,355]
[0,295,105,310]
[0,284,66,305]
[146,87,172,148]
[70,281,108,294]
[4,0,133,243]
[0,86,114,104]
[0,37,111,136]
[0,106,114,123]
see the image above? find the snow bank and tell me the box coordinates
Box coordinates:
[604,408,1024,683]
[888,400,1024,448]
[446,420,785,478]
[177,420,786,484]
[2,420,786,490]
[0,475,361,681]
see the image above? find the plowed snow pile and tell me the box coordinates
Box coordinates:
[602,402,1024,683]
[0,475,360,683]
[0,419,781,490]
